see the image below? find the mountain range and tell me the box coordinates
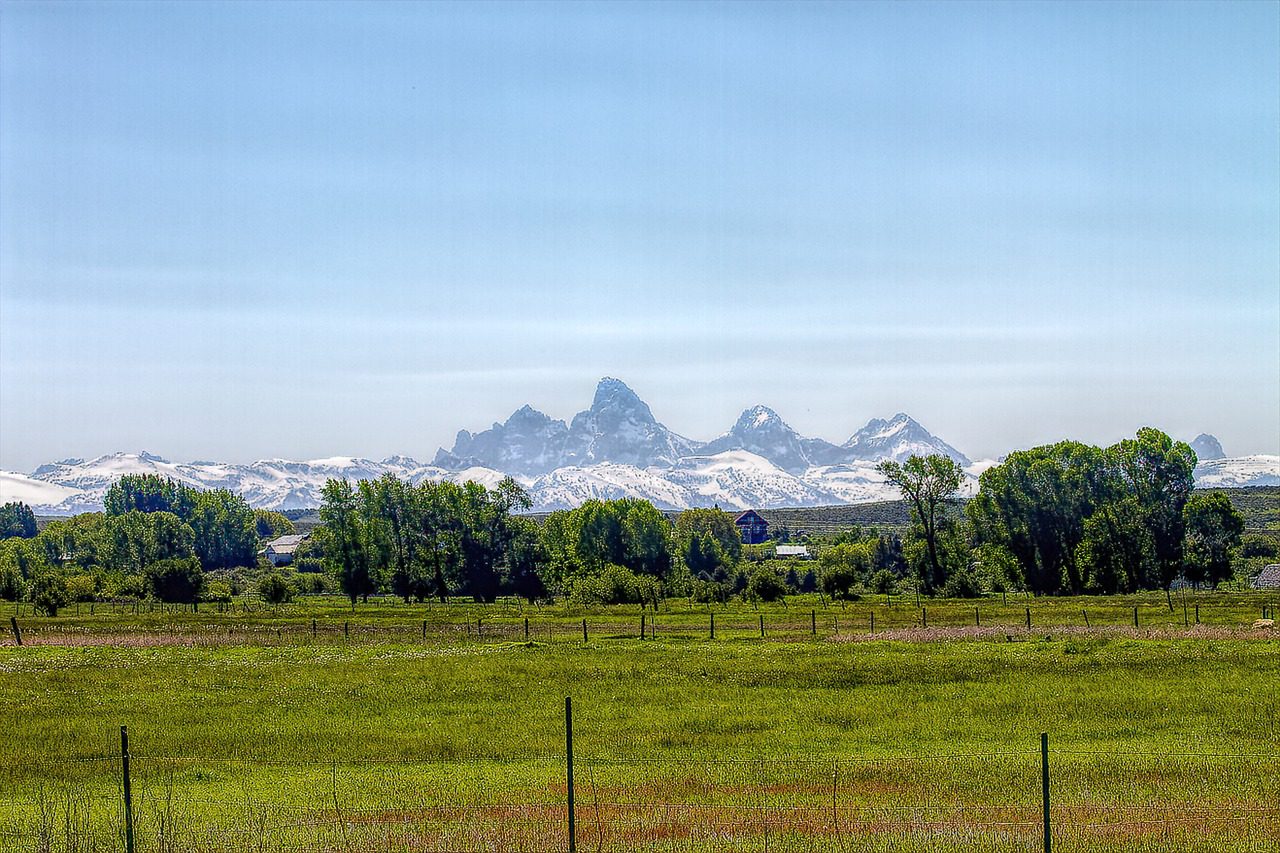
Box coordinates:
[1,378,1275,514]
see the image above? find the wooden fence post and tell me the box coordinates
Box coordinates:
[9,617,20,646]
[921,607,927,629]
[1025,608,1031,629]
[975,607,980,627]
[344,621,349,640]
[1133,607,1138,629]
[640,613,646,640]
[1082,610,1089,628]
[422,620,427,640]
[811,610,816,635]
[582,619,587,643]
[565,697,576,853]
[759,614,764,637]
[710,613,715,640]
[1041,732,1051,853]
[121,726,135,853]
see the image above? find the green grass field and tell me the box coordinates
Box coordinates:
[2,593,1278,852]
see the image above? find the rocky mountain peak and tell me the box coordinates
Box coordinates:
[1191,433,1226,462]
[590,377,655,422]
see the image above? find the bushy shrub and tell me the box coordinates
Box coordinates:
[202,579,233,603]
[746,568,788,602]
[0,562,25,601]
[941,568,984,598]
[29,571,69,616]
[690,578,723,604]
[869,568,898,595]
[569,565,660,606]
[145,557,205,603]
[64,574,97,602]
[258,573,294,606]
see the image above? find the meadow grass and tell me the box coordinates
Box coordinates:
[1,594,1278,851]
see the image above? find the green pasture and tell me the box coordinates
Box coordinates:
[1,595,1278,851]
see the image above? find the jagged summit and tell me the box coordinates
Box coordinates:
[7,382,1278,513]
[1191,433,1226,462]
[591,377,652,417]
[703,405,829,474]
[431,378,973,473]
[843,413,970,465]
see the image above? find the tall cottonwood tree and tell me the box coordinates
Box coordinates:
[877,455,964,593]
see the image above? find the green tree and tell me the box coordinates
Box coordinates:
[145,557,205,603]
[1108,428,1196,589]
[878,455,964,593]
[818,541,874,599]
[29,570,69,616]
[746,566,787,602]
[254,510,295,539]
[1074,498,1149,594]
[967,441,1107,595]
[258,572,295,605]
[318,479,375,603]
[188,489,258,570]
[0,502,37,539]
[104,474,196,517]
[1182,490,1245,588]
[674,509,742,564]
[506,515,549,602]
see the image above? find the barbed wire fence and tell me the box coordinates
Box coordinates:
[2,703,1276,853]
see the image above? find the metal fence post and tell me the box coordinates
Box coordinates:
[121,726,135,853]
[1041,731,1050,853]
[565,697,576,853]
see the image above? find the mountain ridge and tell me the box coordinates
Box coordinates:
[3,379,1274,514]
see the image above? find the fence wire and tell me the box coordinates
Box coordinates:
[2,743,1276,853]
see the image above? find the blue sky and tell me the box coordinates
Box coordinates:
[1,0,1277,470]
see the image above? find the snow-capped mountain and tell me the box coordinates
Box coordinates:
[702,406,847,473]
[433,380,966,475]
[842,413,971,466]
[433,405,568,476]
[560,378,702,469]
[4,379,1276,514]
[1192,455,1280,489]
[432,378,700,474]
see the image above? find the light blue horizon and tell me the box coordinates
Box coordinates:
[2,0,1277,471]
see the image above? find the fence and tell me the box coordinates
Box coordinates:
[2,704,1276,853]
[7,593,1280,648]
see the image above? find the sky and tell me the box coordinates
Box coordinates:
[1,0,1277,472]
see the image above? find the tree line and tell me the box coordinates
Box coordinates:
[0,427,1265,612]
[879,427,1249,596]
[0,475,295,614]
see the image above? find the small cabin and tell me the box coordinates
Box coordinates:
[263,534,308,567]
[735,510,769,545]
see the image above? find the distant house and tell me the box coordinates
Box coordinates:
[263,534,309,567]
[776,544,810,559]
[735,510,769,545]
[1254,564,1280,590]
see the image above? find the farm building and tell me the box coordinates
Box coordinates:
[1254,564,1280,590]
[776,544,811,559]
[263,534,309,566]
[735,510,769,544]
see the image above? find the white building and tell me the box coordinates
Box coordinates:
[263,534,308,567]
